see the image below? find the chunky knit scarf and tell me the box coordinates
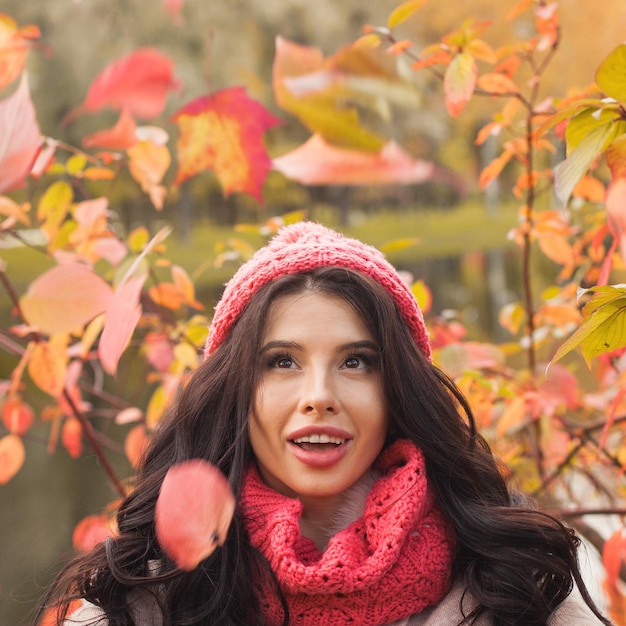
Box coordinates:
[240,439,456,626]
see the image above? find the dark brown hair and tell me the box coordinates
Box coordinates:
[36,267,610,626]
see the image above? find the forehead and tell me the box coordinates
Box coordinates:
[262,292,372,341]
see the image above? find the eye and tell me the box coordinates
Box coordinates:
[342,351,376,370]
[267,353,296,369]
[344,357,362,369]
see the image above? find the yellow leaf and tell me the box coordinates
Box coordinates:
[497,395,528,437]
[388,0,429,30]
[444,52,477,118]
[127,140,171,210]
[37,180,73,242]
[596,43,626,102]
[28,335,69,397]
[466,39,497,64]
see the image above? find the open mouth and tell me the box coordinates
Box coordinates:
[291,434,346,451]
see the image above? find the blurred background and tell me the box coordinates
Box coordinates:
[2,0,626,623]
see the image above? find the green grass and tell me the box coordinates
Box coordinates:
[1,200,519,313]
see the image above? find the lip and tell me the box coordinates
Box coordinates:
[287,425,353,469]
[287,425,352,441]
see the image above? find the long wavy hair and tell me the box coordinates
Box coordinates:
[36,267,610,626]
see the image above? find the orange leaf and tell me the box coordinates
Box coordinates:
[172,265,204,309]
[20,263,114,335]
[0,433,25,484]
[479,149,513,189]
[2,396,34,435]
[68,48,180,121]
[125,424,149,468]
[273,135,438,186]
[72,513,114,553]
[571,175,605,203]
[537,232,576,266]
[506,0,534,22]
[39,600,82,626]
[444,52,477,118]
[0,14,40,90]
[148,283,187,311]
[28,336,69,398]
[0,195,30,227]
[155,460,236,570]
[477,72,519,95]
[61,417,82,458]
[82,107,138,150]
[412,48,452,70]
[387,40,412,56]
[603,529,626,587]
[497,395,528,437]
[0,73,42,193]
[465,39,497,64]
[127,139,171,210]
[172,86,282,202]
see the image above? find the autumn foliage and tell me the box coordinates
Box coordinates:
[2,0,626,620]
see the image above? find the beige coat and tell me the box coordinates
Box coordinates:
[65,581,606,625]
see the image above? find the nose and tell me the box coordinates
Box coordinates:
[298,367,339,415]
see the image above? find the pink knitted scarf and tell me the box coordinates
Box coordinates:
[240,439,456,625]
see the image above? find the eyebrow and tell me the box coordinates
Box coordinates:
[259,339,379,354]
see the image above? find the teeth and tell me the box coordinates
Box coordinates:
[293,434,345,445]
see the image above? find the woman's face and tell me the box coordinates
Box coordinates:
[249,291,388,506]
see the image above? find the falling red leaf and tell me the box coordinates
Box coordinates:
[0,73,42,193]
[155,459,235,570]
[273,134,437,186]
[68,48,180,122]
[172,86,282,202]
[0,14,41,90]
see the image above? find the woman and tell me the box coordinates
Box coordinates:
[38,222,611,625]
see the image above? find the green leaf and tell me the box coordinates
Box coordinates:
[554,122,623,206]
[551,293,626,367]
[388,0,429,30]
[565,107,623,152]
[581,285,626,317]
[596,43,626,102]
[37,180,73,222]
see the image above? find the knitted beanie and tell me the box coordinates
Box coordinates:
[205,221,431,360]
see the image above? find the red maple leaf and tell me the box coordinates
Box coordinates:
[171,86,282,203]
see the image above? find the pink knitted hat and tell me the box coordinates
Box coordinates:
[205,221,431,360]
